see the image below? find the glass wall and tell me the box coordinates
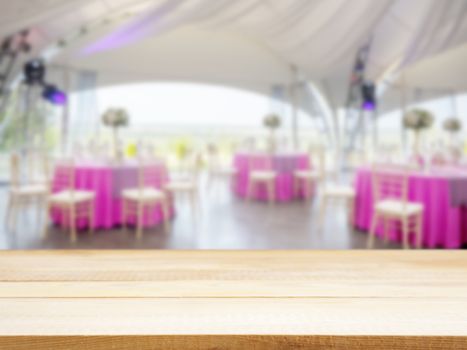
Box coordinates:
[68,82,325,164]
[377,91,467,155]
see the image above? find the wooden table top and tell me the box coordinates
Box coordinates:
[0,250,466,349]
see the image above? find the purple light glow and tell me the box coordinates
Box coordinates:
[362,101,375,111]
[42,85,67,105]
[81,0,183,55]
[50,91,67,105]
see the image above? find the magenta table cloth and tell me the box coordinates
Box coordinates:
[233,153,311,202]
[354,167,467,248]
[52,161,172,229]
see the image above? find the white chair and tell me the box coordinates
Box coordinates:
[122,159,170,239]
[44,159,95,243]
[246,154,277,204]
[367,164,423,249]
[5,153,48,231]
[318,165,356,232]
[293,147,325,200]
[206,143,237,194]
[164,152,201,216]
[27,148,51,187]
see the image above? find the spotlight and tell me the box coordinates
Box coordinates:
[24,59,45,85]
[361,82,376,111]
[23,58,67,105]
[362,100,375,111]
[42,84,67,105]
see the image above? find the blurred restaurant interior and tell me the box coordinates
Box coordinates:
[1,0,467,250]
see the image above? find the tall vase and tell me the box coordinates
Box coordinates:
[112,126,121,163]
[268,129,276,154]
[449,131,461,164]
[413,130,421,155]
[412,130,424,168]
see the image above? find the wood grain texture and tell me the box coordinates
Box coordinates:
[0,250,466,349]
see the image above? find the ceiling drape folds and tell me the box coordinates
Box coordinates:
[2,0,467,107]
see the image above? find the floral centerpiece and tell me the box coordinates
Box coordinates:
[263,113,281,153]
[263,113,281,129]
[443,117,462,134]
[443,117,463,163]
[403,109,434,155]
[101,108,129,160]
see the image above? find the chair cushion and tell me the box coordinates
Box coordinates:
[250,171,276,181]
[294,170,320,179]
[122,188,165,202]
[11,184,48,196]
[375,199,423,217]
[49,190,94,204]
[323,185,355,198]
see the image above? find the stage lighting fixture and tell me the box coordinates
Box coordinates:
[361,82,376,111]
[24,59,45,85]
[42,84,67,105]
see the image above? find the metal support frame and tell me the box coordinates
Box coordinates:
[0,30,30,98]
[289,65,299,151]
[300,82,334,148]
[342,38,377,166]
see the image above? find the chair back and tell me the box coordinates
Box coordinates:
[248,153,273,172]
[371,163,411,205]
[26,148,50,185]
[137,158,166,191]
[54,158,76,196]
[10,153,20,189]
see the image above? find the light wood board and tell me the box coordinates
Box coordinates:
[0,250,466,349]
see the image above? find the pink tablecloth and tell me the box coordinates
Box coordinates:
[233,153,311,202]
[354,167,467,248]
[52,161,172,230]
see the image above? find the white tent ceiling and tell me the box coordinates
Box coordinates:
[2,0,467,108]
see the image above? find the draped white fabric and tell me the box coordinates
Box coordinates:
[2,0,467,107]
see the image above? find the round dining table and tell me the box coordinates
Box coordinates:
[354,166,467,248]
[51,160,172,230]
[233,152,312,202]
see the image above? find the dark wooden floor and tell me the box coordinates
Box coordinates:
[0,183,401,250]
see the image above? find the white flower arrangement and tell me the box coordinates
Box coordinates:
[102,108,129,128]
[402,109,434,131]
[263,113,281,129]
[443,117,462,133]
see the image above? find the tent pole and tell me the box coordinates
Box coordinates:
[372,108,378,151]
[290,65,299,151]
[61,67,71,156]
[400,75,408,155]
